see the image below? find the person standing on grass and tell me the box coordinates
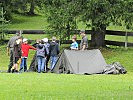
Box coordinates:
[20,38,36,72]
[7,32,21,73]
[12,36,22,73]
[42,38,50,71]
[80,30,88,50]
[70,35,78,50]
[36,40,48,73]
[49,36,60,70]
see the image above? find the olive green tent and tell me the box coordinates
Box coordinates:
[52,49,107,74]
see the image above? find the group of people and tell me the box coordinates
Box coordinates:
[7,30,88,73]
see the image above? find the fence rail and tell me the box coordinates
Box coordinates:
[5,30,133,47]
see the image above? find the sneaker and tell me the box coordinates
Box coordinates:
[14,70,18,73]
[12,69,15,73]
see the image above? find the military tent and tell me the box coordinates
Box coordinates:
[52,49,107,74]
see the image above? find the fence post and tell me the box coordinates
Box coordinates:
[20,30,23,36]
[125,31,128,49]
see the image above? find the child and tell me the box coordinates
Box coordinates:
[36,40,48,73]
[70,35,78,50]
[12,36,22,73]
[49,37,60,70]
[20,38,36,72]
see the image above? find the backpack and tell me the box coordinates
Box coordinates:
[112,62,127,74]
[104,62,127,74]
[37,44,47,57]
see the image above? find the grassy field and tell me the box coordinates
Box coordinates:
[0,73,133,100]
[7,14,131,31]
[0,41,133,99]
[0,14,133,100]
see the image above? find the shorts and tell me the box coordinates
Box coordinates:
[14,57,20,64]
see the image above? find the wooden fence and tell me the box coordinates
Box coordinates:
[5,30,133,47]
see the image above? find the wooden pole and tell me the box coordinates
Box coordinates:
[125,31,128,49]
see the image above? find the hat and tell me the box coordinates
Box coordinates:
[80,30,85,34]
[42,38,48,43]
[23,38,28,42]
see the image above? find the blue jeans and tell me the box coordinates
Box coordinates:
[20,58,27,72]
[37,56,46,73]
[50,56,58,70]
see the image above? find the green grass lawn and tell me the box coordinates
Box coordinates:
[1,13,133,100]
[7,14,48,30]
[0,37,133,100]
[0,73,133,100]
[7,14,132,31]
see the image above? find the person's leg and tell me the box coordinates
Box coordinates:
[8,49,14,73]
[12,57,19,73]
[20,58,24,71]
[46,55,50,68]
[37,57,41,73]
[51,56,58,69]
[41,57,46,72]
[50,56,54,70]
[15,63,19,72]
[24,58,27,72]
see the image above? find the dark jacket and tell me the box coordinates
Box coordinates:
[49,41,59,56]
[14,42,22,58]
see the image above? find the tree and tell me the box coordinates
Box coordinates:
[43,0,81,41]
[0,6,9,40]
[81,0,133,48]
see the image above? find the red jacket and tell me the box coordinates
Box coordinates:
[21,43,36,57]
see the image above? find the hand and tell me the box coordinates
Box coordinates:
[36,39,40,43]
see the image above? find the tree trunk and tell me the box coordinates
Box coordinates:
[66,24,70,40]
[28,0,35,15]
[90,24,106,48]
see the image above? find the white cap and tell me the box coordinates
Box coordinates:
[42,38,48,43]
[23,38,28,42]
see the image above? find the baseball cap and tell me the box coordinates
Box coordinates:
[23,38,28,42]
[42,38,48,43]
[80,30,85,34]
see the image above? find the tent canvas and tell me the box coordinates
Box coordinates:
[53,49,107,74]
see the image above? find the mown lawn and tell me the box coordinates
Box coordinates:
[0,42,133,99]
[7,14,132,31]
[1,13,133,100]
[0,72,133,100]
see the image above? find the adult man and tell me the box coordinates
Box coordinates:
[80,30,88,50]
[49,36,60,70]
[7,32,20,73]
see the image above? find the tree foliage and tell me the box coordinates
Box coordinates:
[43,0,82,40]
[0,5,9,40]
[43,0,133,47]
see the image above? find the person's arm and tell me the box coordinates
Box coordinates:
[29,45,37,50]
[46,46,49,55]
[7,47,10,56]
[7,41,10,56]
[75,42,79,50]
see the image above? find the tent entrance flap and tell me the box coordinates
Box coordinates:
[53,49,107,74]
